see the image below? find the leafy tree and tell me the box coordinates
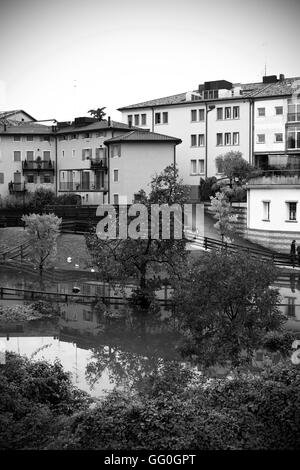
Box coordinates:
[85,165,190,307]
[49,361,300,450]
[172,249,284,368]
[21,213,61,275]
[209,191,237,239]
[215,151,256,187]
[88,107,106,121]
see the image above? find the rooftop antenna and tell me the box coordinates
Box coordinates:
[73,79,77,120]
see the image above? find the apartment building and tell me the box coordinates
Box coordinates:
[0,113,180,205]
[118,75,300,188]
[0,118,56,201]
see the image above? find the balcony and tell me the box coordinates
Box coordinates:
[90,157,108,170]
[247,169,300,187]
[22,159,55,172]
[8,181,27,193]
[59,182,108,192]
[288,113,300,122]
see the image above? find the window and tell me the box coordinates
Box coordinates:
[71,133,78,139]
[14,151,21,162]
[287,202,297,221]
[62,150,65,157]
[82,148,92,160]
[27,174,34,183]
[217,108,223,120]
[128,115,133,126]
[191,110,197,122]
[232,132,240,145]
[287,126,300,149]
[191,135,197,147]
[225,107,231,119]
[257,134,265,144]
[199,109,205,121]
[141,114,147,125]
[288,96,300,122]
[26,150,34,161]
[217,133,223,146]
[134,114,139,126]
[72,149,76,158]
[42,174,51,184]
[0,173,4,184]
[26,136,33,141]
[275,133,283,143]
[258,107,265,117]
[198,159,205,174]
[155,112,161,124]
[43,136,50,141]
[113,194,119,205]
[225,133,231,145]
[190,159,197,174]
[275,106,283,115]
[113,169,119,182]
[198,134,205,146]
[43,151,50,161]
[216,158,224,173]
[14,136,21,141]
[112,144,121,157]
[233,106,240,119]
[262,201,270,221]
[162,112,168,123]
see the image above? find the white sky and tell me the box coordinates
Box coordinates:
[0,0,299,122]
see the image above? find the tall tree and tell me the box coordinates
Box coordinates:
[215,151,256,188]
[21,213,61,275]
[173,249,284,368]
[88,107,106,121]
[209,191,237,240]
[85,165,190,307]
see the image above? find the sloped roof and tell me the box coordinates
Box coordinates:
[56,119,141,134]
[104,130,182,144]
[0,120,53,135]
[118,76,300,110]
[0,109,36,121]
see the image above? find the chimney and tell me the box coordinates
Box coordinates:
[279,74,285,81]
[3,123,6,131]
[108,116,111,127]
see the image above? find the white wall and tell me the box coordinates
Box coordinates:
[109,142,175,204]
[248,186,300,231]
[254,98,287,153]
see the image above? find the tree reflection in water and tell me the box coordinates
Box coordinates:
[85,305,182,392]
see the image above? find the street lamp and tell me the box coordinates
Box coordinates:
[205,104,215,179]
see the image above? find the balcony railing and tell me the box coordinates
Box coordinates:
[59,182,108,192]
[287,113,300,122]
[248,169,300,186]
[90,157,108,170]
[22,159,55,172]
[8,181,27,193]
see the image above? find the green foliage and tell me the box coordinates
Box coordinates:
[85,165,190,299]
[0,301,59,323]
[0,353,89,449]
[262,330,297,356]
[215,151,255,184]
[88,107,106,121]
[209,191,237,238]
[21,213,62,274]
[49,361,300,450]
[173,250,284,367]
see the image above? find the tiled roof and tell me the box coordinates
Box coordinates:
[118,77,300,110]
[56,119,141,134]
[104,130,182,144]
[0,109,36,121]
[0,121,53,134]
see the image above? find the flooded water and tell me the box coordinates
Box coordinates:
[0,264,300,396]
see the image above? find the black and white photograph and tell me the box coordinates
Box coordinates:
[0,0,299,456]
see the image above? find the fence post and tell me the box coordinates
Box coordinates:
[0,287,3,299]
[204,237,207,250]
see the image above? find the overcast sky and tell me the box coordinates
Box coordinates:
[0,0,299,122]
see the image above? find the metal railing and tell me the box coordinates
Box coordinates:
[22,160,54,171]
[59,182,108,192]
[287,113,300,122]
[90,157,108,170]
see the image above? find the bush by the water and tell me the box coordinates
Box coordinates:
[0,301,60,323]
[1,353,298,450]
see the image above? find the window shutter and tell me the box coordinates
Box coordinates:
[82,149,85,160]
[0,173,4,184]
[34,174,38,184]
